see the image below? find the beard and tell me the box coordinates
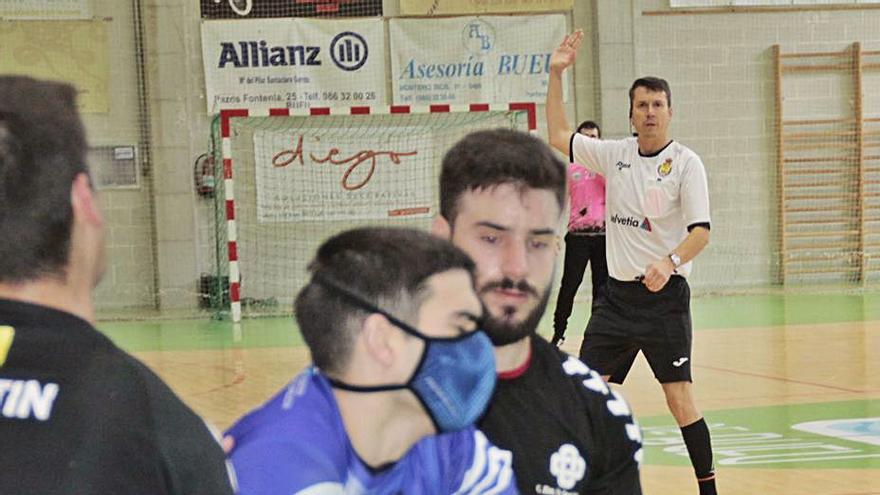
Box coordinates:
[479,278,552,347]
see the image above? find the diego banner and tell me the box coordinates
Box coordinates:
[252,126,434,222]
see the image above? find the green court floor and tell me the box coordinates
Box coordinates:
[97,291,880,352]
[97,291,880,476]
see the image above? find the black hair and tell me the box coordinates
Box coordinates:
[628,76,672,117]
[294,227,475,374]
[439,128,566,224]
[0,76,89,283]
[576,120,601,138]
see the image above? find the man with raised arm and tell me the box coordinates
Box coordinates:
[546,30,716,495]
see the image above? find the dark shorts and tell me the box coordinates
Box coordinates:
[578,276,692,384]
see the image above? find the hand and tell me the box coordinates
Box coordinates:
[550,30,584,74]
[551,334,565,347]
[642,257,675,292]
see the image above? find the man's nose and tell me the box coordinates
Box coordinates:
[500,241,528,281]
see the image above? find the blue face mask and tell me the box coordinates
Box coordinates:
[315,275,497,433]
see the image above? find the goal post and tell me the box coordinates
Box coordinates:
[216,103,536,321]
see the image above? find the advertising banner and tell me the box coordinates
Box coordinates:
[390,15,568,105]
[200,0,382,19]
[399,0,571,15]
[201,18,386,113]
[253,127,434,222]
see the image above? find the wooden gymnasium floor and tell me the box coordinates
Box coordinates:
[100,291,880,495]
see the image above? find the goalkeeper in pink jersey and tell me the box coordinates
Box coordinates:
[551,121,609,348]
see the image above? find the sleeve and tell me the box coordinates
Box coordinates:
[229,434,342,495]
[558,355,644,495]
[680,153,711,229]
[432,427,518,495]
[226,407,345,495]
[137,364,236,495]
[570,133,617,177]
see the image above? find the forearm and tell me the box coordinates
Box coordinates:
[670,226,710,265]
[546,68,571,155]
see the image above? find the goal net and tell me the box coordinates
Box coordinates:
[212,105,534,320]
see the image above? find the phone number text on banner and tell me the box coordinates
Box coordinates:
[201,18,386,114]
[390,15,568,105]
[253,128,435,222]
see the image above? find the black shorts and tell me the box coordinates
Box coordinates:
[578,276,692,384]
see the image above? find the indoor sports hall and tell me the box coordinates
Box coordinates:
[4,1,878,493]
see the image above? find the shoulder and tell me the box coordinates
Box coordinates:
[228,370,337,448]
[670,142,705,167]
[575,134,634,150]
[74,346,162,422]
[228,371,348,493]
[115,353,210,426]
[413,427,516,494]
[80,347,235,493]
[532,336,640,423]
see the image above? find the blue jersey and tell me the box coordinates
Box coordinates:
[227,367,517,495]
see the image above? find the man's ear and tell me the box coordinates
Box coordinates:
[430,215,451,240]
[71,173,102,227]
[361,313,396,368]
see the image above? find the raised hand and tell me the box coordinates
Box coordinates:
[550,30,584,74]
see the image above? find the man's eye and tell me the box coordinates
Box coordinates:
[530,239,550,250]
[481,235,498,244]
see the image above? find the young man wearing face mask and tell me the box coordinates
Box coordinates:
[432,129,643,494]
[225,227,516,494]
[547,31,715,495]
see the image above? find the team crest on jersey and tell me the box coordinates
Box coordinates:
[657,158,673,177]
[548,443,586,491]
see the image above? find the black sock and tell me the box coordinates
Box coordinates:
[681,418,716,494]
[698,478,716,495]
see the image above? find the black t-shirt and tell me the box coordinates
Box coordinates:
[478,335,642,495]
[0,299,234,495]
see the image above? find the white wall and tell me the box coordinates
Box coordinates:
[88,0,880,315]
[87,1,157,310]
[613,1,880,291]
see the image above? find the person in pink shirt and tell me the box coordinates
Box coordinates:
[551,121,608,347]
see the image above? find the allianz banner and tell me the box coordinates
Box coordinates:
[390,15,569,105]
[200,0,382,19]
[201,18,386,114]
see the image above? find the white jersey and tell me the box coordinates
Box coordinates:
[571,135,710,281]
